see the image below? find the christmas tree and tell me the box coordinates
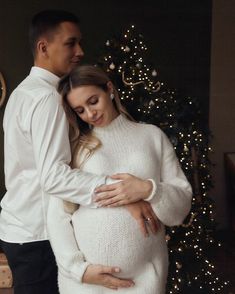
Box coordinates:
[97,25,229,293]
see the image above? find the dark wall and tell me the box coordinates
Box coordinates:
[0,0,212,199]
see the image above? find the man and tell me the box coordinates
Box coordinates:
[0,9,157,294]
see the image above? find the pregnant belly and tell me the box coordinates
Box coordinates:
[72,206,164,277]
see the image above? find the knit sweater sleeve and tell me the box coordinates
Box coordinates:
[47,196,90,283]
[148,129,192,226]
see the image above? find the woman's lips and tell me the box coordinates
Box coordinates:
[91,115,103,125]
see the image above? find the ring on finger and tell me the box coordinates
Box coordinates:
[145,217,152,222]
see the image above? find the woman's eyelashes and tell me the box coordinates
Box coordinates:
[76,108,84,115]
[89,97,98,105]
[75,97,99,115]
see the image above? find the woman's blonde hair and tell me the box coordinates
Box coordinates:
[58,65,133,213]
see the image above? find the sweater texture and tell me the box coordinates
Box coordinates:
[50,114,192,294]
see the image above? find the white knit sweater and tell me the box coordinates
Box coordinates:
[47,114,192,294]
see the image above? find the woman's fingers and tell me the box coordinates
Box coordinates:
[137,217,149,237]
[148,205,159,223]
[144,216,158,234]
[146,206,159,234]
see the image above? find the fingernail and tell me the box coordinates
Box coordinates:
[115,268,120,273]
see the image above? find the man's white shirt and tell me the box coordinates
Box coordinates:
[0,67,106,243]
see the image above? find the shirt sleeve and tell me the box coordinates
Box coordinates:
[31,91,106,206]
[47,196,89,282]
[148,130,192,226]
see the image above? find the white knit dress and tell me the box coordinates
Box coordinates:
[47,115,192,294]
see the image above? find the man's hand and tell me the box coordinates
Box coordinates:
[94,173,153,207]
[125,201,159,237]
[82,264,135,290]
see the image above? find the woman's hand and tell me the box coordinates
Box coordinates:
[94,173,153,207]
[82,264,135,290]
[125,201,159,237]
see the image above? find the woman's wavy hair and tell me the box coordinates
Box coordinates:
[58,65,133,213]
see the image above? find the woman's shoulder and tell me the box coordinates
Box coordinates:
[132,121,163,136]
[131,121,173,149]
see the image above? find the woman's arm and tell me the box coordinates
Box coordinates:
[148,130,192,226]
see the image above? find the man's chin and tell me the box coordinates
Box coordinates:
[71,62,80,68]
[63,65,78,75]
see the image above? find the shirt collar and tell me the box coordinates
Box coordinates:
[30,66,60,88]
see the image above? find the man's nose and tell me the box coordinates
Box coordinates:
[75,43,84,58]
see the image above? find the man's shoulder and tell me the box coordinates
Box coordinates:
[6,74,61,117]
[6,81,59,117]
[17,74,59,100]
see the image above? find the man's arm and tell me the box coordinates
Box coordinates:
[47,196,89,281]
[31,91,106,206]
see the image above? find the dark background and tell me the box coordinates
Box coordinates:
[0,0,212,199]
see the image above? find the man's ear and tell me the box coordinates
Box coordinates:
[37,39,48,57]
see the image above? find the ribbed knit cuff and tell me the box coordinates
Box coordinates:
[144,179,157,202]
[58,251,91,283]
[70,260,91,283]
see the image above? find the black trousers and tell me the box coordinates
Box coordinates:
[0,239,59,294]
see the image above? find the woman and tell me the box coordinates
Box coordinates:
[47,65,192,294]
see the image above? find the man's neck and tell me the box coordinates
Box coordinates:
[34,60,60,77]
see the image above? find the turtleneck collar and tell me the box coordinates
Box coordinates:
[93,114,135,137]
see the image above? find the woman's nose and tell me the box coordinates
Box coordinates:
[87,108,96,118]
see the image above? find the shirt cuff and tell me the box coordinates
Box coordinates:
[144,179,157,202]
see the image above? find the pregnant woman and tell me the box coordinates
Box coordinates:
[47,65,192,294]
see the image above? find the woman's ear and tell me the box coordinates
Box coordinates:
[107,81,114,93]
[107,81,115,100]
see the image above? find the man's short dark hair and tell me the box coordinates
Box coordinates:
[29,9,80,57]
